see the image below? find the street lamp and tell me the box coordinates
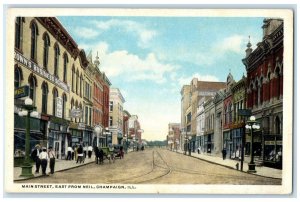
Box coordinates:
[245,115,260,173]
[18,98,38,177]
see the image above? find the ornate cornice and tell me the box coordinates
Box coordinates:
[36,17,80,59]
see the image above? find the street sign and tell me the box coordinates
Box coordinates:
[14,85,29,99]
[238,109,252,117]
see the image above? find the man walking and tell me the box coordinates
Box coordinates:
[222,148,227,160]
[31,144,41,174]
[67,146,72,160]
[48,147,56,174]
[88,145,93,158]
[39,147,49,175]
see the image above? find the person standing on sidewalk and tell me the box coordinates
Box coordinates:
[222,148,227,160]
[88,145,93,158]
[48,147,56,174]
[39,147,49,175]
[67,146,73,160]
[83,144,87,159]
[77,145,84,164]
[31,144,41,174]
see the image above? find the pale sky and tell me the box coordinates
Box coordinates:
[58,16,263,141]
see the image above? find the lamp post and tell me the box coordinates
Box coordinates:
[245,115,260,173]
[18,98,38,177]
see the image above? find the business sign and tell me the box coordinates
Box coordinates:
[70,109,83,118]
[14,85,29,99]
[56,97,63,118]
[238,109,252,117]
[78,122,85,130]
[15,51,69,92]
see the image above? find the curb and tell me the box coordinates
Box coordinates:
[175,150,282,180]
[14,160,96,182]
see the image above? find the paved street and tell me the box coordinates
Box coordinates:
[17,148,281,185]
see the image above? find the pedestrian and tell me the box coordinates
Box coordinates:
[94,146,99,164]
[30,144,41,174]
[67,145,72,160]
[83,144,87,159]
[74,145,78,162]
[77,145,84,164]
[99,148,104,164]
[120,146,124,159]
[39,147,49,175]
[48,146,56,174]
[197,146,201,154]
[71,145,75,160]
[88,145,93,158]
[222,148,227,160]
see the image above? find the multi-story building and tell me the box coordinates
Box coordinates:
[242,18,283,169]
[213,90,225,156]
[128,115,142,148]
[109,88,125,145]
[89,52,111,147]
[123,110,131,149]
[167,123,180,151]
[222,73,235,159]
[14,17,89,159]
[180,78,226,152]
[203,97,215,154]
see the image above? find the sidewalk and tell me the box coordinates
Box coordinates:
[14,155,96,181]
[173,150,282,179]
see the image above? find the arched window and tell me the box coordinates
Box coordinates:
[43,33,50,70]
[224,106,227,125]
[28,74,37,105]
[276,67,281,99]
[229,103,232,123]
[275,116,281,135]
[260,77,264,104]
[54,43,60,77]
[41,82,48,114]
[52,88,58,116]
[14,67,22,88]
[80,74,83,97]
[63,53,68,82]
[30,21,38,60]
[255,80,259,106]
[15,17,23,50]
[79,103,82,122]
[72,65,75,92]
[268,72,271,100]
[75,100,78,123]
[70,98,74,122]
[62,93,67,119]
[76,70,79,94]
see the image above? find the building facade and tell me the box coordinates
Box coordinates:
[242,18,283,169]
[167,123,180,151]
[14,17,89,159]
[109,88,125,145]
[180,78,226,152]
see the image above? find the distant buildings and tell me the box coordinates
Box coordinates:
[177,18,283,169]
[167,123,180,151]
[180,78,226,152]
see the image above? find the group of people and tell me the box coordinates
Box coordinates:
[66,144,93,163]
[30,144,56,176]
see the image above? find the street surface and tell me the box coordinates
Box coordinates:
[18,148,281,185]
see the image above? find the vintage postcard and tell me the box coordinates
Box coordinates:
[4,8,293,194]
